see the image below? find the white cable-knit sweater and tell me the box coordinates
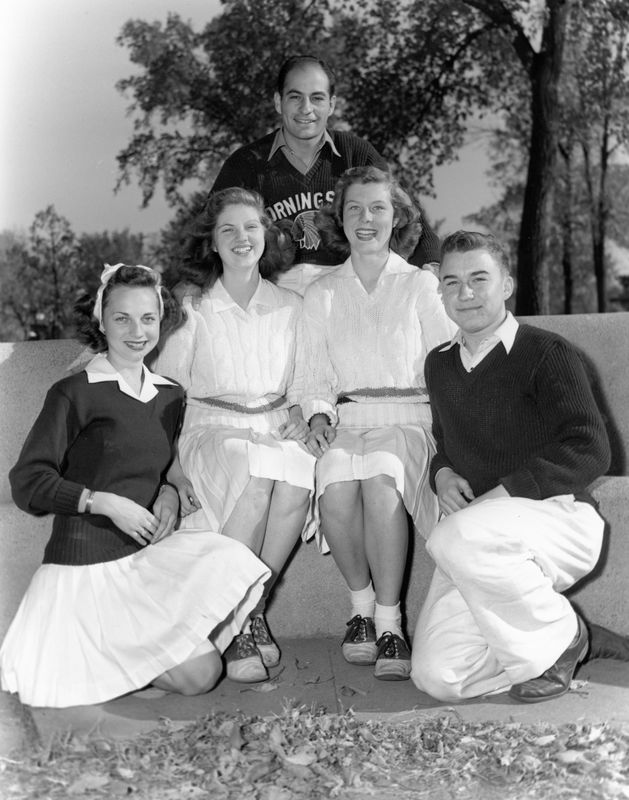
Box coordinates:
[301,252,456,425]
[153,277,303,412]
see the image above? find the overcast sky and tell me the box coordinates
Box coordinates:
[1,0,496,238]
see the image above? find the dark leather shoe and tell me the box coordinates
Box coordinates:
[509,614,588,703]
[373,632,411,681]
[342,615,377,665]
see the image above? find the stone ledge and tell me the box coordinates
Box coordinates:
[1,315,628,642]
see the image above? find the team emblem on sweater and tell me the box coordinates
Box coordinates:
[265,190,335,251]
[290,212,319,250]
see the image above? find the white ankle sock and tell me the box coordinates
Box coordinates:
[374,602,402,639]
[349,582,375,619]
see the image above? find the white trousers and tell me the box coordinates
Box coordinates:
[410,496,604,702]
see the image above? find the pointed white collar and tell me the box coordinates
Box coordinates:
[440,311,519,354]
[206,276,277,312]
[85,353,176,403]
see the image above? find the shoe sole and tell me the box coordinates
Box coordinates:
[226,656,268,683]
[342,643,378,665]
[256,644,281,668]
[374,660,411,681]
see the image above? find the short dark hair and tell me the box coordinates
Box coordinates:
[276,55,336,96]
[314,166,422,261]
[74,265,181,353]
[177,188,295,291]
[440,230,511,275]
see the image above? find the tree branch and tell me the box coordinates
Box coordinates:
[461,0,535,70]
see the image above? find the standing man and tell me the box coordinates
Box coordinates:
[210,55,440,294]
[411,230,610,703]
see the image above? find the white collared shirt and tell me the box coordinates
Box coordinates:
[85,353,176,403]
[268,127,341,174]
[440,311,519,372]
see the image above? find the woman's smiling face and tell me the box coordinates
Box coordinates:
[213,203,266,272]
[342,181,398,256]
[102,286,161,368]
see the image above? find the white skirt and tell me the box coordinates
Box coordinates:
[177,404,316,534]
[309,402,439,553]
[0,529,269,708]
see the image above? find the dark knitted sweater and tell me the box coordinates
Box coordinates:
[211,129,441,267]
[425,325,610,503]
[10,372,184,566]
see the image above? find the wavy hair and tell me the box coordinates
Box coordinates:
[276,54,336,96]
[441,230,511,275]
[74,265,182,352]
[314,166,422,261]
[177,188,295,291]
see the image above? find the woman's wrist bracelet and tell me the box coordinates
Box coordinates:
[84,489,95,514]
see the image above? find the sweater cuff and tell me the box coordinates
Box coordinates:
[302,399,338,427]
[53,480,85,515]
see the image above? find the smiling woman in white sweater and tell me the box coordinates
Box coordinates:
[152,188,316,685]
[302,166,456,681]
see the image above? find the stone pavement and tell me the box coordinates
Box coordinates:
[2,637,629,757]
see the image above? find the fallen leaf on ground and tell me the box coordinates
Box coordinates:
[240,683,279,693]
[340,684,367,696]
[67,772,109,794]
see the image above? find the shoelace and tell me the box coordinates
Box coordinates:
[378,632,404,658]
[251,616,272,645]
[347,615,372,642]
[234,633,258,658]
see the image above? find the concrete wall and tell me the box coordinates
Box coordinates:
[1,313,628,643]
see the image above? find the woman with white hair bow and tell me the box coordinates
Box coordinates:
[1,263,269,708]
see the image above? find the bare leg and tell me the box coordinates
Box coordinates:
[221,477,274,556]
[253,481,310,609]
[362,475,408,606]
[153,641,222,695]
[319,480,370,591]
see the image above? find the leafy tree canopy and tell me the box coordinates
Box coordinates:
[0,208,150,340]
[115,0,629,313]
[115,0,526,203]
[116,0,338,207]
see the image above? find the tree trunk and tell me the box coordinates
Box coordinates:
[581,116,610,313]
[515,0,571,315]
[559,143,574,313]
[593,115,610,312]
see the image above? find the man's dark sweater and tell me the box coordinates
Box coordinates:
[211,129,441,267]
[426,324,611,503]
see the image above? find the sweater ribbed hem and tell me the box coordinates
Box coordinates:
[43,516,141,565]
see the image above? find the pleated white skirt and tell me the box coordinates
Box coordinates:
[309,402,439,553]
[0,529,269,708]
[177,404,316,534]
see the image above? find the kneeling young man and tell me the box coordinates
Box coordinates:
[411,231,610,703]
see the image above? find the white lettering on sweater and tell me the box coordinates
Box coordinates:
[267,190,335,222]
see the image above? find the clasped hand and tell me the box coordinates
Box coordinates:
[435,468,475,515]
[98,489,180,545]
[278,417,309,441]
[435,469,509,516]
[277,406,309,443]
[306,416,336,458]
